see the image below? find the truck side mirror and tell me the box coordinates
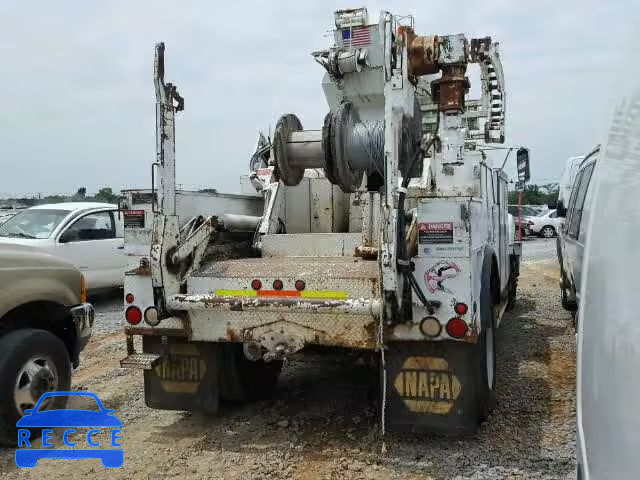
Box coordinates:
[556,201,567,218]
[516,148,530,183]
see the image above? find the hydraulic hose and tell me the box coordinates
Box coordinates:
[395,137,438,318]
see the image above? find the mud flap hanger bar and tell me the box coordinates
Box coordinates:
[166,294,382,317]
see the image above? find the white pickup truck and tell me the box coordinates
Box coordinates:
[0,202,124,291]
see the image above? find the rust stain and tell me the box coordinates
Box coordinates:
[226,323,240,342]
[370,277,379,298]
[399,27,439,79]
[125,258,151,276]
[124,326,188,337]
[432,64,469,112]
[355,245,378,260]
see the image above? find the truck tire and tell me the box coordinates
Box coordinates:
[476,276,497,422]
[560,268,577,313]
[218,344,282,403]
[0,329,72,446]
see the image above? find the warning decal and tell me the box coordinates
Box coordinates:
[393,356,461,415]
[124,209,145,228]
[418,222,453,244]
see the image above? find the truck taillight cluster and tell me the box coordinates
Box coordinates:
[420,316,441,338]
[125,293,159,326]
[144,307,160,326]
[446,317,468,338]
[250,279,306,291]
[454,302,468,315]
[125,306,142,325]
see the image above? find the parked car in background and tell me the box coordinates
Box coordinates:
[508,205,541,218]
[0,243,93,445]
[526,209,561,238]
[0,203,124,290]
[507,205,537,236]
[557,146,599,322]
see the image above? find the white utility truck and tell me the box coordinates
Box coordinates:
[121,8,524,434]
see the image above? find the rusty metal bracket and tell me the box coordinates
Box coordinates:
[166,216,218,283]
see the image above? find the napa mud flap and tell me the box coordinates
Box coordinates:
[142,336,219,414]
[385,341,480,435]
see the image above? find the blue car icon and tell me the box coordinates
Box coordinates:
[15,391,123,468]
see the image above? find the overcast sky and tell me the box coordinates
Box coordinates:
[0,1,636,197]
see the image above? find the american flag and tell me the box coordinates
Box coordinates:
[342,26,370,47]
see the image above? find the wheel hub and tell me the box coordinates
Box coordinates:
[14,356,58,416]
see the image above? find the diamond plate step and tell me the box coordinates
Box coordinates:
[120,353,161,370]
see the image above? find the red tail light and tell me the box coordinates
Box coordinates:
[125,293,135,304]
[446,318,468,339]
[272,279,284,290]
[251,279,262,291]
[125,306,142,325]
[454,302,468,315]
[294,280,305,291]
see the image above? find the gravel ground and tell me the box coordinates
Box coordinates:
[89,290,123,335]
[521,237,558,262]
[0,239,576,479]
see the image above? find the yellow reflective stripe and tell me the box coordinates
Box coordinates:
[214,290,257,297]
[300,290,348,299]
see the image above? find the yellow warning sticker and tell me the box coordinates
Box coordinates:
[153,343,207,394]
[393,356,461,415]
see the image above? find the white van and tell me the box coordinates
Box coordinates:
[557,156,585,216]
[556,147,599,321]
[576,93,640,479]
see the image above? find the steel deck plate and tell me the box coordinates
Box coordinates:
[193,256,378,280]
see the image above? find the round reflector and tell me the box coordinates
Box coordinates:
[273,279,284,291]
[419,317,441,338]
[251,279,262,291]
[125,293,135,304]
[294,280,305,291]
[454,302,468,315]
[144,307,160,326]
[125,306,142,325]
[446,318,468,339]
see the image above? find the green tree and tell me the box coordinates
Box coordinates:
[94,187,118,204]
[44,194,68,203]
[508,183,559,206]
[72,187,87,201]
